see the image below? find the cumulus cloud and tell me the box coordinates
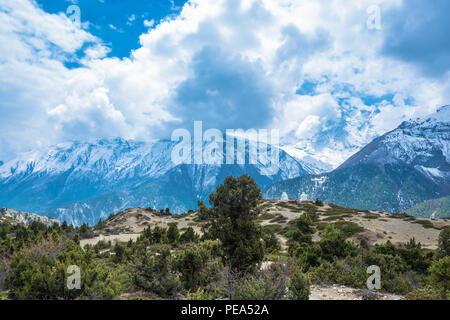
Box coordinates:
[170,46,275,131]
[382,0,450,78]
[0,0,449,168]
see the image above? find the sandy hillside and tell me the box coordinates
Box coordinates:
[80,200,450,250]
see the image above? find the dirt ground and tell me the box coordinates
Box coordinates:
[309,285,403,300]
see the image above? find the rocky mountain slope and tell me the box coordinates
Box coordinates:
[0,208,59,226]
[264,106,450,215]
[0,138,308,226]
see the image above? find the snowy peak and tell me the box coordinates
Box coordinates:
[431,105,450,122]
[0,138,177,180]
[340,105,450,170]
[0,136,311,225]
[265,106,450,215]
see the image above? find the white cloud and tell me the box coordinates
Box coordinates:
[0,0,449,168]
[143,19,154,28]
[127,14,136,26]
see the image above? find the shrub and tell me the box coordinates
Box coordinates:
[186,288,213,300]
[262,230,281,254]
[173,240,223,291]
[259,212,276,220]
[414,220,437,229]
[406,285,439,300]
[429,256,450,299]
[262,224,282,234]
[131,244,181,297]
[5,236,122,300]
[319,224,357,261]
[233,275,284,300]
[332,221,365,238]
[288,268,310,300]
[363,249,412,294]
[197,200,210,221]
[438,227,450,257]
[307,257,366,288]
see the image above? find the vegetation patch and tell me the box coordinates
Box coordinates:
[269,215,287,224]
[389,213,410,219]
[262,224,283,234]
[414,219,438,230]
[259,212,276,220]
[332,221,365,237]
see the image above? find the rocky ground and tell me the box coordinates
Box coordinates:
[309,285,402,300]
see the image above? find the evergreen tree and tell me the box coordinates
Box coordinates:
[180,227,198,244]
[438,227,450,257]
[197,200,210,221]
[207,175,264,273]
[206,175,264,298]
[167,223,180,246]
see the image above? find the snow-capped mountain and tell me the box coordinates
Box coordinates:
[0,137,309,225]
[280,146,334,174]
[264,105,450,215]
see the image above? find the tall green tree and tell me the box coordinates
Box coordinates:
[180,227,198,244]
[197,200,210,221]
[206,175,264,298]
[167,223,180,246]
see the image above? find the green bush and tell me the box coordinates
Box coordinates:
[319,224,357,261]
[262,224,282,234]
[332,221,365,238]
[429,256,450,299]
[414,220,437,229]
[307,258,366,288]
[173,240,223,291]
[288,268,310,300]
[5,236,122,300]
[233,275,284,300]
[131,244,181,297]
[406,285,439,300]
[180,227,199,244]
[186,288,213,300]
[438,227,450,257]
[262,230,281,254]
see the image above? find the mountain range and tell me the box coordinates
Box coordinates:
[264,105,450,215]
[0,138,308,225]
[1,106,449,225]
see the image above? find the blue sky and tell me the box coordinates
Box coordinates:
[36,0,188,59]
[0,0,449,167]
